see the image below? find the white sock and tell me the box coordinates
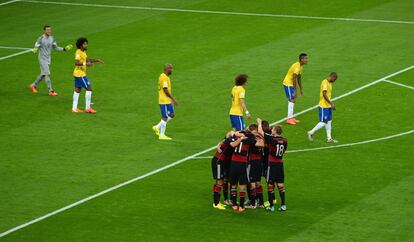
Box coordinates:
[160,120,167,136]
[287,102,294,118]
[72,92,80,109]
[85,91,92,109]
[310,122,326,134]
[326,121,332,140]
[167,116,173,122]
[156,120,162,129]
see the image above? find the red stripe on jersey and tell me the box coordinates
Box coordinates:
[231,154,248,163]
[249,153,262,161]
[269,157,283,163]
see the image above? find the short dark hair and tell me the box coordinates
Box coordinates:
[299,53,307,60]
[43,25,51,30]
[235,74,248,86]
[330,72,338,77]
[261,120,271,134]
[273,125,283,135]
[248,123,258,132]
[76,37,88,49]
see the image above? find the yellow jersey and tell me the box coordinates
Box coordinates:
[73,49,87,77]
[158,73,172,104]
[318,79,333,108]
[229,85,246,116]
[282,62,303,86]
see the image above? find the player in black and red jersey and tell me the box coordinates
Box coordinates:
[212,131,237,210]
[257,118,288,212]
[258,120,271,208]
[229,124,264,212]
[246,128,264,209]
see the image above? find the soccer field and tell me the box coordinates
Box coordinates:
[0,0,413,241]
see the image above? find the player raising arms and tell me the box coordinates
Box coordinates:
[257,119,288,212]
[229,124,263,212]
[29,25,72,96]
[211,131,237,210]
[307,72,339,143]
[152,64,178,140]
[229,74,251,131]
[72,37,104,113]
[282,53,308,125]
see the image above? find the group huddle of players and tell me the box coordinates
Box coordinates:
[212,118,287,212]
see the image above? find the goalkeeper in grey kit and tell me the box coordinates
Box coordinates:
[29,25,73,96]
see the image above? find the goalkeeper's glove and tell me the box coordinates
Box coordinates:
[33,48,38,53]
[64,44,73,51]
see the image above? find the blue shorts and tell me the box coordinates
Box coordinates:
[160,104,174,118]
[230,115,245,131]
[283,85,295,100]
[74,76,91,89]
[318,107,332,122]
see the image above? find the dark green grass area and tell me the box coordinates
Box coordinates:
[0,0,413,241]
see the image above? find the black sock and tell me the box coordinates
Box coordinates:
[239,189,246,208]
[231,187,238,206]
[213,184,222,205]
[223,181,229,200]
[249,186,256,206]
[278,185,285,206]
[256,185,264,205]
[267,183,275,207]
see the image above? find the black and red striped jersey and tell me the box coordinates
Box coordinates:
[214,136,236,161]
[248,144,262,161]
[231,133,257,163]
[264,133,288,163]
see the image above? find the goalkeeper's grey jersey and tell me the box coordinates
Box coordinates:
[34,34,64,64]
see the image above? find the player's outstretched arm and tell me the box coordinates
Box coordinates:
[87,58,104,64]
[257,118,264,137]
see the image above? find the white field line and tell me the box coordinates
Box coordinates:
[0,0,19,6]
[0,65,413,238]
[382,79,414,90]
[186,129,414,159]
[0,46,32,50]
[0,49,33,60]
[287,130,414,153]
[19,0,414,25]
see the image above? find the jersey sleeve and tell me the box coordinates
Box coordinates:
[322,80,328,91]
[159,75,169,88]
[34,36,42,48]
[238,89,245,99]
[75,51,81,61]
[52,40,64,51]
[292,63,301,75]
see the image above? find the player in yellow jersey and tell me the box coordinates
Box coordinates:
[307,72,338,143]
[71,37,104,114]
[282,53,308,125]
[229,74,251,131]
[152,64,178,140]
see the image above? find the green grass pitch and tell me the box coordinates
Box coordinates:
[0,0,413,241]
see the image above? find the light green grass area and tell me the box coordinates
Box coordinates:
[0,0,413,241]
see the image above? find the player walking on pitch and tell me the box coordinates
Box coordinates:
[71,37,104,114]
[152,64,178,140]
[282,53,308,125]
[29,25,73,96]
[307,72,339,143]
